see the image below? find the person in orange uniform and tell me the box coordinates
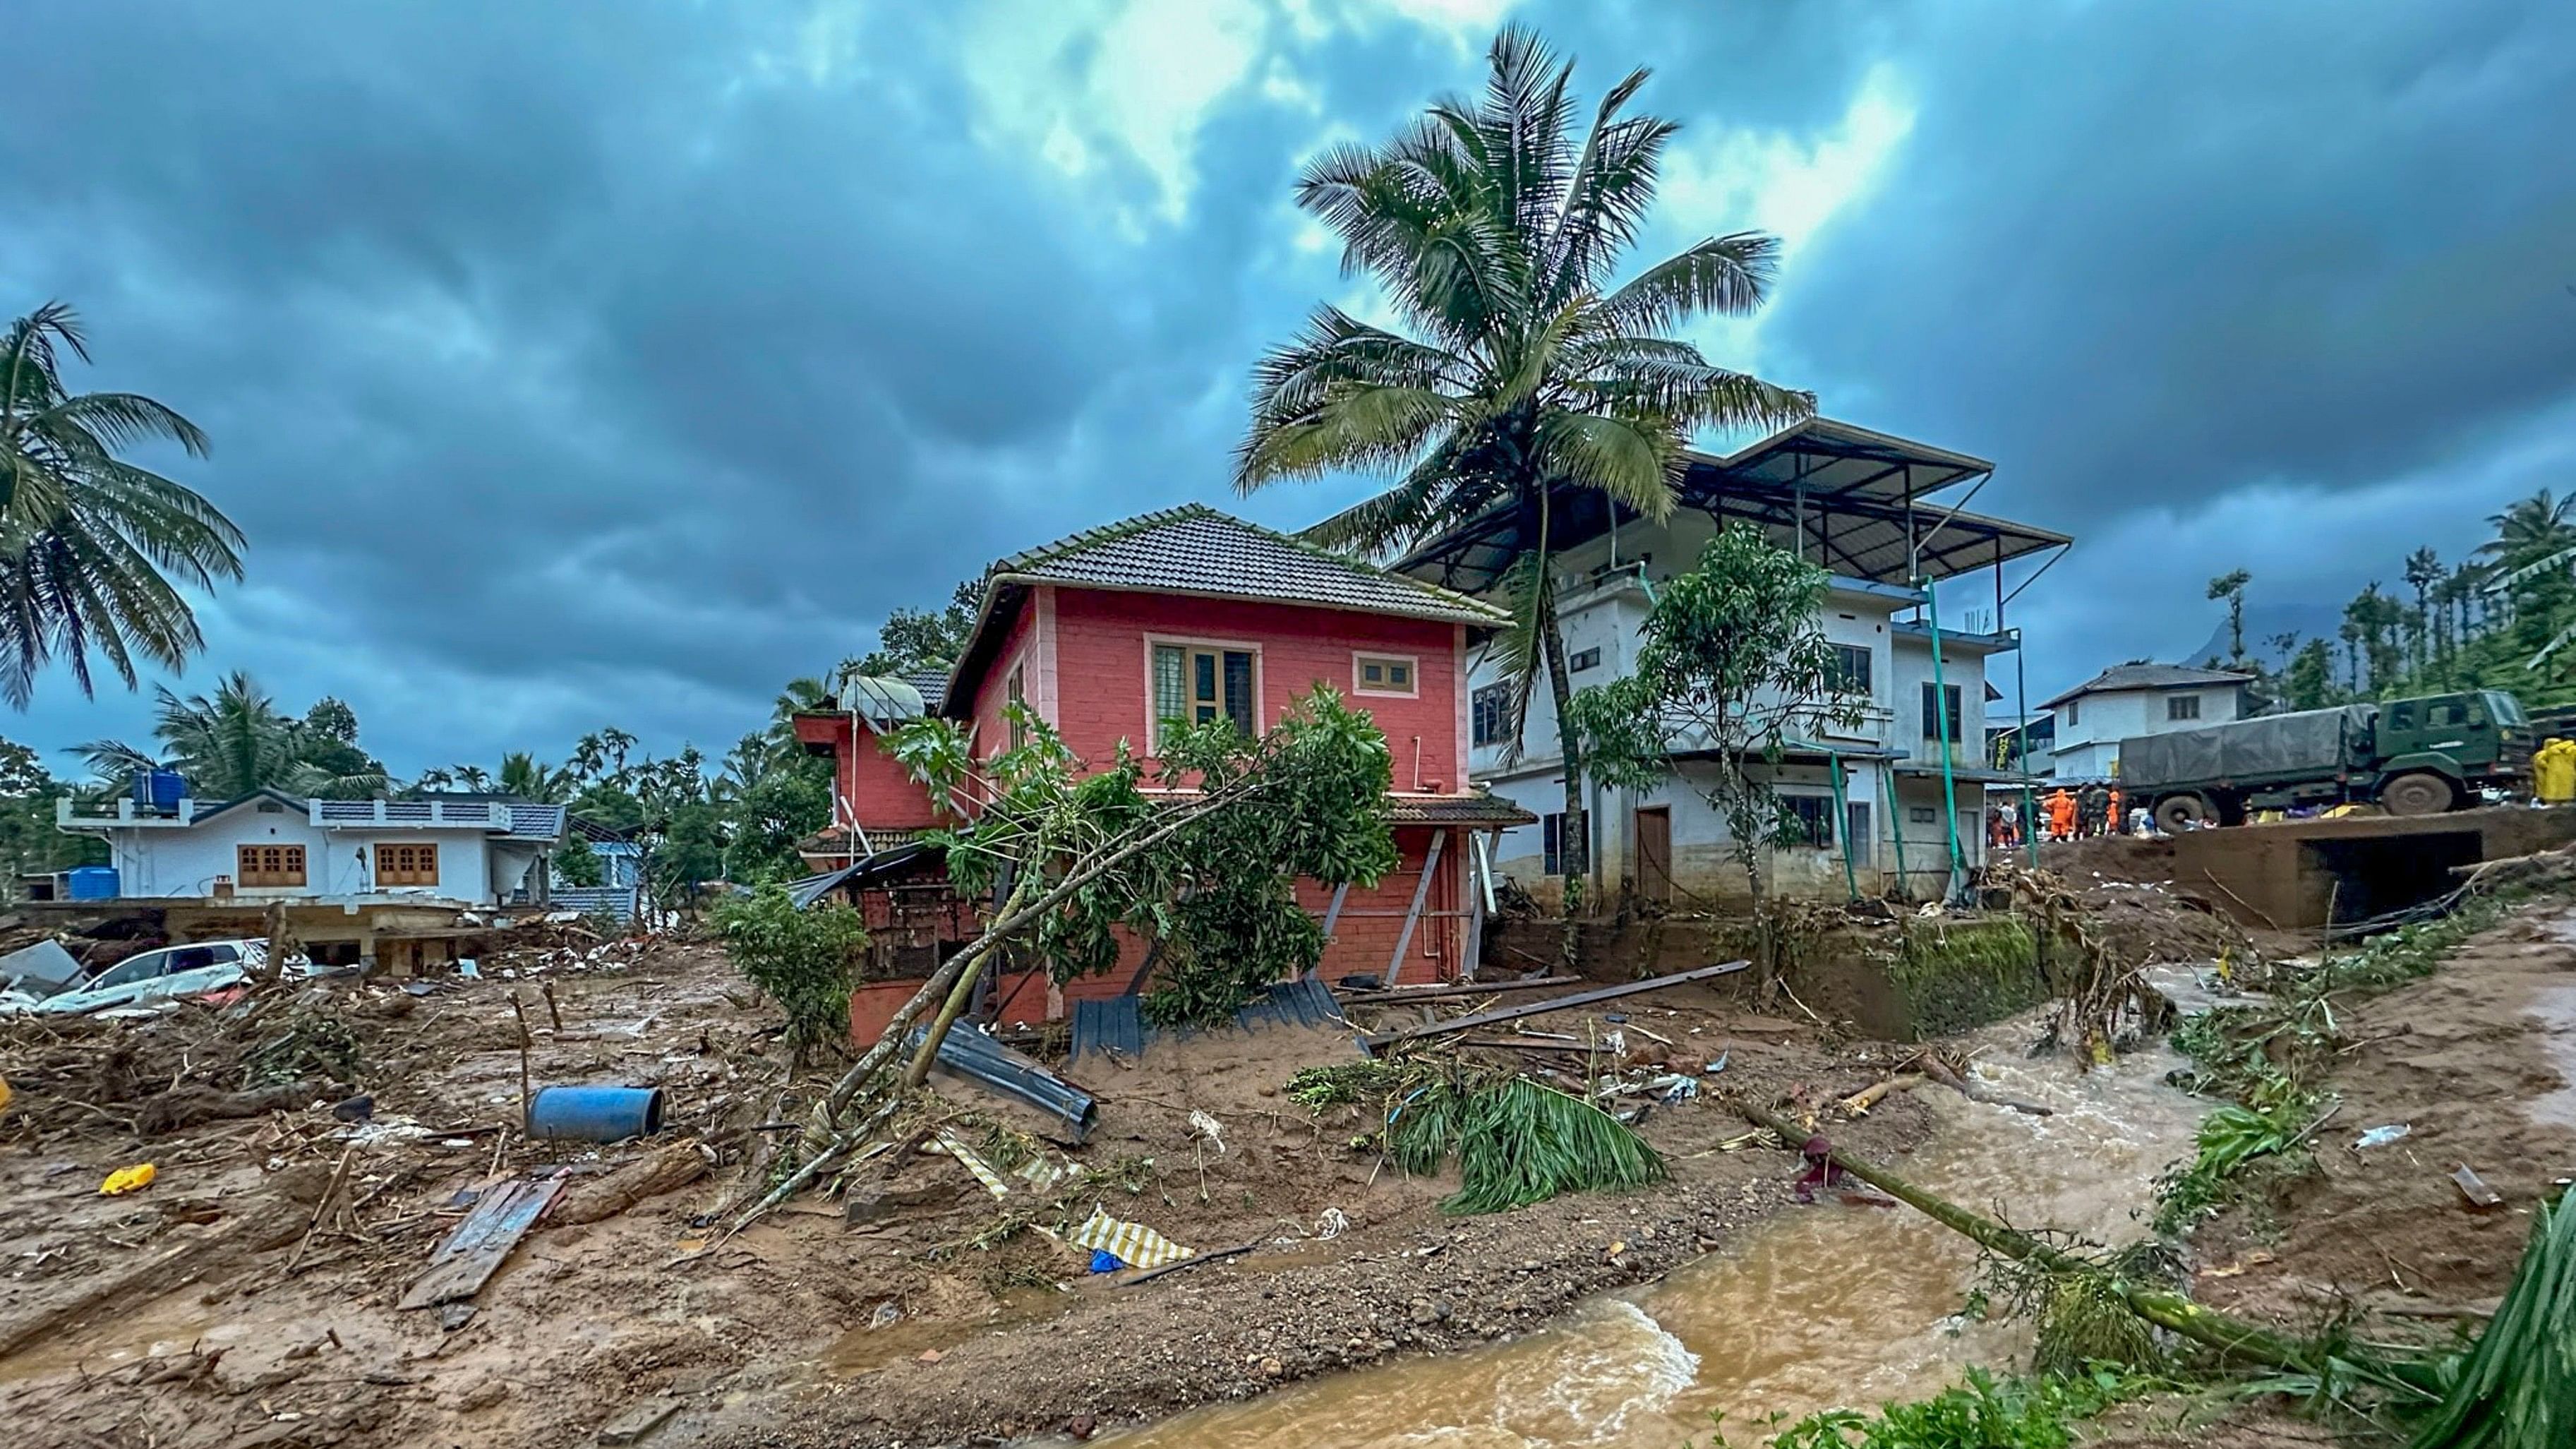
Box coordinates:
[2045,788,2076,841]
[2105,786,2123,838]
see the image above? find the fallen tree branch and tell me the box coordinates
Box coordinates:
[1919,1056,2054,1118]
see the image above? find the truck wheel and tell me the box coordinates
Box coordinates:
[2381,771,2457,817]
[2154,793,2212,833]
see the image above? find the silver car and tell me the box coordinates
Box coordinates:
[33,939,270,1016]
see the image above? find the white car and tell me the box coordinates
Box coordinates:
[34,939,269,1016]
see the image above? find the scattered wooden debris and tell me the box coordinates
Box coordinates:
[1364,962,1751,1050]
[397,1170,570,1311]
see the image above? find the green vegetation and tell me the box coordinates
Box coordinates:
[1235,25,1814,918]
[711,885,868,1065]
[1699,1368,2145,1449]
[1287,1056,1664,1215]
[887,687,1396,1036]
[1888,917,2043,1038]
[2405,1192,2575,1449]
[77,671,390,799]
[2208,487,2576,707]
[0,301,246,707]
[2159,891,2514,1234]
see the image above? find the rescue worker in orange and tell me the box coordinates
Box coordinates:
[2106,786,2123,837]
[2045,788,2076,841]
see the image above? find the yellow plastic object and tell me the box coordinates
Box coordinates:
[100,1163,157,1196]
[2533,738,2576,804]
[0,1076,11,1117]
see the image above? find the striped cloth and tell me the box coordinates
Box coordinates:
[1066,1206,1195,1270]
[933,1132,1013,1201]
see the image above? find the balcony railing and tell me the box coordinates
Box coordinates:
[310,800,511,829]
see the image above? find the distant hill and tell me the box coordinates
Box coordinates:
[2179,600,2352,672]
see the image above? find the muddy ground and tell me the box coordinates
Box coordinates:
[1,930,1945,1449]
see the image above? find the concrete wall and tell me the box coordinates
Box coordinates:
[795,712,946,834]
[95,806,500,903]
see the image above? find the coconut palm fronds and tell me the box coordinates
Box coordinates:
[2406,1194,2576,1449]
[1443,1076,1664,1215]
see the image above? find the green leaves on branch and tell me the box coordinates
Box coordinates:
[712,885,868,1065]
[886,686,1397,1030]
[1289,1056,1664,1215]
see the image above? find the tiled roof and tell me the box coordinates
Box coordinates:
[1385,793,1540,826]
[2039,663,2252,710]
[991,503,1505,627]
[903,672,949,713]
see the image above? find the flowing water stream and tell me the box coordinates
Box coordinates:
[1104,1023,2207,1449]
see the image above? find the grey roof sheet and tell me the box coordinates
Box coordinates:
[2040,663,2253,710]
[992,503,1505,627]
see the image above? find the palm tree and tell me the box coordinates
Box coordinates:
[1234,25,1813,915]
[2402,547,2442,673]
[76,671,384,798]
[2205,570,2251,664]
[2480,490,2576,567]
[569,733,608,782]
[597,727,638,780]
[448,763,493,792]
[496,751,575,802]
[0,302,246,707]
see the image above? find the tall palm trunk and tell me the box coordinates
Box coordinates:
[1539,585,1587,954]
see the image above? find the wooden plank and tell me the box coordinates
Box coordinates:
[1335,974,1580,1005]
[1384,830,1445,988]
[1364,961,1753,1050]
[398,1172,569,1310]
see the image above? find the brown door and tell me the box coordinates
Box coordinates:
[1635,806,1672,905]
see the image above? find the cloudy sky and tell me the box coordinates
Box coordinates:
[6,0,2572,775]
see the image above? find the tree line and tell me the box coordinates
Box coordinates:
[2206,490,2576,711]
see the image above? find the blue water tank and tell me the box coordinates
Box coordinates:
[66,866,121,901]
[148,769,186,811]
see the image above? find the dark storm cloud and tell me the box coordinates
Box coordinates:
[5,0,2572,764]
[1768,0,2576,531]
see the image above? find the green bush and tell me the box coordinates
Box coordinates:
[712,885,867,1064]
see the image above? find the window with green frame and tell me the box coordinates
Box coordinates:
[1152,642,1254,746]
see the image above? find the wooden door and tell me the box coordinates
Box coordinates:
[1635,806,1672,906]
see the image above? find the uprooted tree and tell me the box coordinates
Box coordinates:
[1565,522,1862,970]
[737,686,1397,1222]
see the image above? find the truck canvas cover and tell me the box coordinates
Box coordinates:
[2120,705,2369,789]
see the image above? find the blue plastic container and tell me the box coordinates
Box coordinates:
[128,768,186,812]
[66,866,121,901]
[526,1084,668,1142]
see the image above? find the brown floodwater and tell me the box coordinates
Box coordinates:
[1102,1021,2205,1448]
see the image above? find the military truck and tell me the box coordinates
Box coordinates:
[2120,690,2529,832]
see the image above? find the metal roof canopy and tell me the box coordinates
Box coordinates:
[1389,419,2069,595]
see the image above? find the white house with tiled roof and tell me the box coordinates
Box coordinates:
[2042,663,2256,781]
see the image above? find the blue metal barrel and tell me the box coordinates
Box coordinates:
[526,1085,668,1141]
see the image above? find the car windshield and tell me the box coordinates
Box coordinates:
[2490,693,2527,725]
[90,956,162,988]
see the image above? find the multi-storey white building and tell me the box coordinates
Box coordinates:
[1380,419,2070,908]
[2041,663,2255,781]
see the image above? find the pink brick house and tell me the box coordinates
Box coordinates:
[805,503,1531,1039]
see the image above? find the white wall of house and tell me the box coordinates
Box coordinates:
[2048,685,2243,781]
[90,807,509,903]
[1463,515,2002,906]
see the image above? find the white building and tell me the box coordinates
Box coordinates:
[1382,419,2071,908]
[2041,664,2254,781]
[58,788,566,907]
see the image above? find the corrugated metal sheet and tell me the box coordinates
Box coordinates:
[912,1026,1097,1142]
[548,885,637,922]
[1071,978,1359,1062]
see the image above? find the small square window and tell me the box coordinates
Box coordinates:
[1909,806,1938,825]
[2167,695,2201,721]
[1782,795,1833,848]
[1569,647,1602,673]
[1353,653,1418,697]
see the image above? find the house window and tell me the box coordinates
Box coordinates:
[1910,806,1938,825]
[1783,795,1834,848]
[2060,699,2078,728]
[1921,682,1963,740]
[1569,647,1602,673]
[236,844,306,888]
[1353,653,1418,697]
[1541,811,1592,876]
[1152,642,1254,746]
[2167,694,2201,722]
[1844,802,1872,865]
[1472,683,1512,747]
[1830,644,1872,695]
[375,842,439,886]
[1005,661,1028,750]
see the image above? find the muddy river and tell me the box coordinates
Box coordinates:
[1104,1026,2206,1448]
